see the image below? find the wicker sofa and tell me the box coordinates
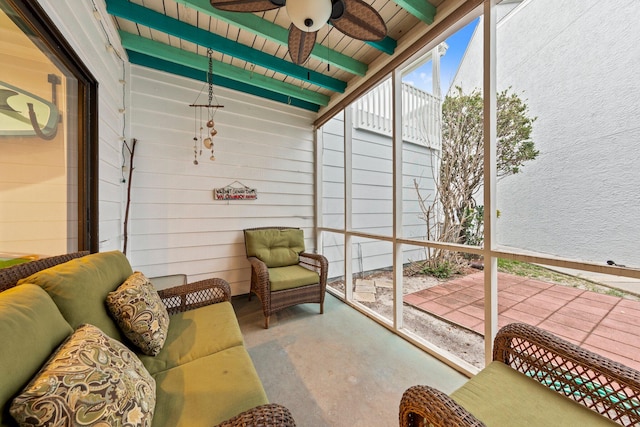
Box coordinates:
[0,250,295,427]
[400,322,640,426]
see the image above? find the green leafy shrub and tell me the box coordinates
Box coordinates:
[421,262,455,279]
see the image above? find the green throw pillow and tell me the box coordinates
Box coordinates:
[106,272,170,356]
[10,324,156,427]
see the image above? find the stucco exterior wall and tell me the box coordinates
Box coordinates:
[451,0,640,267]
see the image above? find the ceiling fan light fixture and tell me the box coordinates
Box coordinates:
[286,0,332,32]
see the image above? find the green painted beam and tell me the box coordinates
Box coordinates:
[365,36,396,55]
[176,0,368,76]
[121,31,329,106]
[127,50,319,111]
[392,0,436,24]
[105,0,346,93]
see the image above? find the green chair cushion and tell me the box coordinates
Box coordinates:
[0,284,73,427]
[17,250,133,341]
[268,265,320,291]
[451,361,619,426]
[245,229,305,268]
[138,301,244,375]
[151,346,269,427]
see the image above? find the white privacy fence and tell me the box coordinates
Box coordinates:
[352,80,442,150]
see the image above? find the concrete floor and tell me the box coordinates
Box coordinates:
[232,293,468,427]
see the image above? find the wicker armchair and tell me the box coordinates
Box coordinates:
[244,227,328,329]
[400,323,640,426]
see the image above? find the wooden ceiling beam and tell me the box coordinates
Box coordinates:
[393,0,437,24]
[365,36,397,55]
[105,0,346,93]
[121,31,330,106]
[127,50,320,111]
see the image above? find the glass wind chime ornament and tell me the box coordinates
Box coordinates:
[190,48,224,164]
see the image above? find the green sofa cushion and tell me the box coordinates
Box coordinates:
[0,284,73,427]
[451,361,619,426]
[268,265,320,291]
[17,250,133,341]
[151,346,269,427]
[139,301,244,375]
[245,228,305,268]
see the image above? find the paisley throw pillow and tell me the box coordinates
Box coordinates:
[10,324,155,427]
[106,272,170,356]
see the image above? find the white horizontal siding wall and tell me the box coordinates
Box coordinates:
[36,0,127,253]
[321,111,437,279]
[402,142,437,242]
[352,127,394,235]
[321,112,346,231]
[128,66,316,294]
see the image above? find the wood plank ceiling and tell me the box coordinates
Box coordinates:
[105,0,452,115]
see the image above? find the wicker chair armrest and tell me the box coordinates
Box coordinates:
[399,385,485,427]
[299,252,328,269]
[0,251,89,293]
[493,322,640,424]
[157,278,231,315]
[247,255,269,284]
[214,403,296,427]
[299,251,326,264]
[299,252,328,288]
[247,256,268,272]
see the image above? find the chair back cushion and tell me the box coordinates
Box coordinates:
[245,228,305,268]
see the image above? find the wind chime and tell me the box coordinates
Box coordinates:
[190,48,224,164]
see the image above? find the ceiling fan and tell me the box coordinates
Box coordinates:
[210,0,387,64]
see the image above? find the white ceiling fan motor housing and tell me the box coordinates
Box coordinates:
[286,0,332,32]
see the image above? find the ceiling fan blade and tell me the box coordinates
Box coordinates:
[210,0,282,12]
[330,0,386,41]
[288,24,316,65]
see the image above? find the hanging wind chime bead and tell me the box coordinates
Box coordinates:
[189,48,223,164]
[193,137,199,165]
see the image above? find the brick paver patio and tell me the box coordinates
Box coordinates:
[404,271,640,371]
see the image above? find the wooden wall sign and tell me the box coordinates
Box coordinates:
[214,181,257,200]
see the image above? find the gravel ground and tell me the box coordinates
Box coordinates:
[329,271,486,368]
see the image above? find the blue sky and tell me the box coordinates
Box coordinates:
[403,18,479,95]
